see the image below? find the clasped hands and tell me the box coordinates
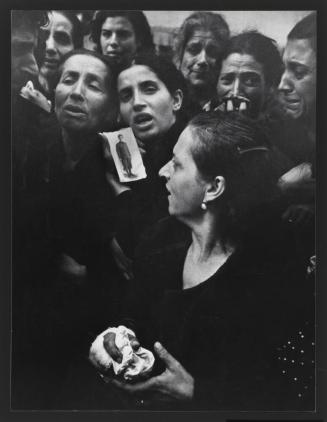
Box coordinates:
[102,331,194,404]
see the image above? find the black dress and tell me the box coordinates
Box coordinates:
[119,217,315,410]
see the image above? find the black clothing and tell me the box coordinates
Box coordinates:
[115,120,187,256]
[119,217,315,410]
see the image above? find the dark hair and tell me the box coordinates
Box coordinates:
[91,10,154,54]
[119,52,193,119]
[12,10,48,31]
[222,31,283,87]
[288,12,316,52]
[189,111,278,237]
[174,11,230,68]
[49,10,83,49]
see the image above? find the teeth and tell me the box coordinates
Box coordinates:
[226,100,233,112]
[239,101,247,111]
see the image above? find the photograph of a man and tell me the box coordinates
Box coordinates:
[115,133,136,177]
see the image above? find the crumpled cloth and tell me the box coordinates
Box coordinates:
[89,325,155,381]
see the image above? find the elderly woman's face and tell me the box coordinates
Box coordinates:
[159,127,207,218]
[100,16,138,67]
[40,11,74,78]
[118,65,181,142]
[180,30,222,90]
[217,53,267,117]
[55,54,111,133]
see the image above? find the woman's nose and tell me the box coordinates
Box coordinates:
[158,161,170,179]
[45,34,56,53]
[132,90,145,109]
[70,79,85,99]
[197,49,208,66]
[231,78,241,96]
[108,33,118,46]
[278,71,293,93]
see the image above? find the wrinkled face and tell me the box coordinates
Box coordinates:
[278,39,316,120]
[40,11,74,79]
[55,54,111,133]
[11,25,39,93]
[217,53,267,117]
[159,127,207,218]
[180,30,222,90]
[118,65,180,142]
[100,16,138,67]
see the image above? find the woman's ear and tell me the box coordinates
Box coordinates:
[172,89,183,112]
[204,176,226,204]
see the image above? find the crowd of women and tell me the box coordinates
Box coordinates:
[12,9,316,410]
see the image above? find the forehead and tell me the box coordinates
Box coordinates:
[102,16,134,32]
[62,55,109,80]
[221,53,264,73]
[118,65,162,87]
[283,39,316,65]
[44,11,73,34]
[187,30,217,44]
[174,127,195,157]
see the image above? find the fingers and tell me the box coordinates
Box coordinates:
[111,376,157,394]
[103,332,122,363]
[154,342,179,370]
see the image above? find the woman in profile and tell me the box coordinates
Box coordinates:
[94,112,313,411]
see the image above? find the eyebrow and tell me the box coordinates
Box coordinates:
[62,70,104,82]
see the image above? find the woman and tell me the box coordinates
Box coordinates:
[45,49,124,360]
[104,53,193,256]
[91,10,154,71]
[174,11,230,110]
[38,10,83,99]
[91,112,314,410]
[216,31,283,119]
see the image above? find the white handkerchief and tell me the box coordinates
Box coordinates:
[89,325,155,381]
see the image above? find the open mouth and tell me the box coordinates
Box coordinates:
[64,104,86,115]
[133,113,153,129]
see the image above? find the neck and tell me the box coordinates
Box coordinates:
[183,212,234,261]
[62,128,95,163]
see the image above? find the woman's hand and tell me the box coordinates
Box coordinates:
[111,342,194,403]
[103,331,140,363]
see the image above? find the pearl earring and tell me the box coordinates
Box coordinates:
[201,201,207,210]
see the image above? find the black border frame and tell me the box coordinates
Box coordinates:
[3,1,327,421]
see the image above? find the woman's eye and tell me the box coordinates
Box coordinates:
[61,77,74,85]
[243,74,260,87]
[119,91,132,102]
[144,85,157,94]
[219,76,233,85]
[54,32,71,46]
[186,43,201,55]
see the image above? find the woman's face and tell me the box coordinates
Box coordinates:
[118,65,181,142]
[217,53,267,117]
[55,54,111,133]
[40,11,74,79]
[159,127,207,218]
[180,30,222,91]
[100,16,138,68]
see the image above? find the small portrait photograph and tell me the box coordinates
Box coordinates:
[102,128,147,182]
